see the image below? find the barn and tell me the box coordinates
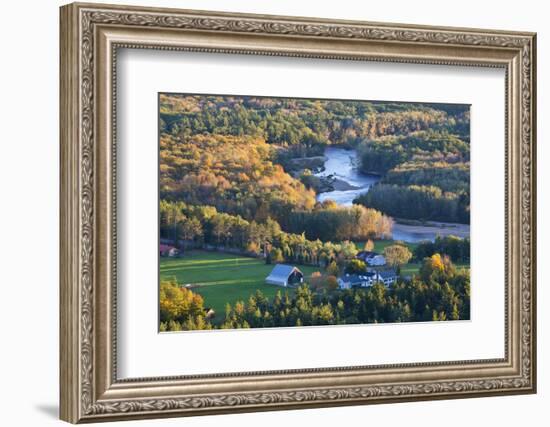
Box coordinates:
[265,264,304,287]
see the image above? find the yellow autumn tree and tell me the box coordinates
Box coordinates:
[420,253,455,282]
[159,279,206,324]
[430,253,445,271]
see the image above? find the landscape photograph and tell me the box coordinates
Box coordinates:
[158,93,471,332]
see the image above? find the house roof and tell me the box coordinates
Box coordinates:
[357,251,378,258]
[378,269,397,279]
[266,264,302,281]
[339,274,366,284]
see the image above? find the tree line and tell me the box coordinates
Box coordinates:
[284,202,392,241]
[160,200,375,269]
[355,183,470,224]
[414,235,470,263]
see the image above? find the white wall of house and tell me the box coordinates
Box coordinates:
[338,279,350,290]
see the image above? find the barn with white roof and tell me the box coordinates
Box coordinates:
[265,264,304,287]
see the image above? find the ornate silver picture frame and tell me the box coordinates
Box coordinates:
[60,2,536,423]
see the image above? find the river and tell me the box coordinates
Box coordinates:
[314,147,470,243]
[314,147,380,206]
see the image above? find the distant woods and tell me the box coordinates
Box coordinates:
[160,95,465,158]
[355,129,470,224]
[357,130,469,176]
[355,183,470,224]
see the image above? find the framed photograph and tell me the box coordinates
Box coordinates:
[60,2,537,423]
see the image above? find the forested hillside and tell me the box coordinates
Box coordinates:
[160,94,470,225]
[160,95,459,154]
[160,133,316,222]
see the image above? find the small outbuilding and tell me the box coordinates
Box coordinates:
[159,244,179,257]
[356,251,377,262]
[367,254,386,266]
[356,250,386,266]
[265,264,304,287]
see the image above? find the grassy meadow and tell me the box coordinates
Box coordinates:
[160,250,320,322]
[352,239,419,255]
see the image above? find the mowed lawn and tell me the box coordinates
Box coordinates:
[160,250,320,322]
[352,239,419,255]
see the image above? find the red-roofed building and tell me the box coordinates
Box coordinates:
[159,244,179,257]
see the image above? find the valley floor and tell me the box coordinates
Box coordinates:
[160,247,470,325]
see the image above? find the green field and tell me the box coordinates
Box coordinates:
[160,250,320,322]
[352,239,419,254]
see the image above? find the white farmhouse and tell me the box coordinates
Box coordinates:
[338,269,398,289]
[338,272,376,289]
